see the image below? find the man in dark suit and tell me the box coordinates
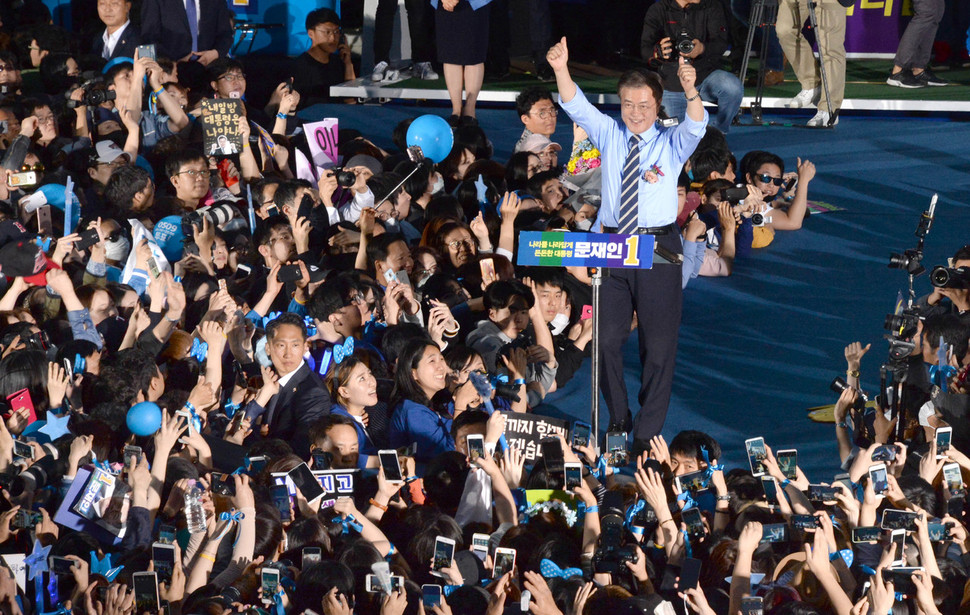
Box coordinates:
[244,313,331,455]
[140,0,233,65]
[91,0,142,61]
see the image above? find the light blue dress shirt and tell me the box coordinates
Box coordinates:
[559,85,708,229]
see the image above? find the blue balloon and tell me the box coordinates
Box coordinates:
[127,402,162,436]
[406,115,455,164]
[153,215,185,263]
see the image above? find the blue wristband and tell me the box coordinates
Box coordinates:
[276,112,287,119]
[513,378,526,386]
[585,506,599,514]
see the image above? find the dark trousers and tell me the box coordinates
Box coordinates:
[894,0,945,70]
[374,0,436,64]
[598,230,683,442]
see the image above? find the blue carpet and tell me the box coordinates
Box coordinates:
[302,103,970,480]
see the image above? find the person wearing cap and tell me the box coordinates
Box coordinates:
[338,155,383,224]
[107,55,190,151]
[366,172,421,245]
[519,133,562,173]
[87,140,132,195]
[91,0,141,62]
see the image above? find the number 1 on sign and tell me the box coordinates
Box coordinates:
[623,236,640,267]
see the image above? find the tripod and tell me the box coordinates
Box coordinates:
[737,0,779,124]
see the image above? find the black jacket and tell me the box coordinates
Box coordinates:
[641,0,729,92]
[140,0,233,61]
[244,362,332,456]
[90,23,143,61]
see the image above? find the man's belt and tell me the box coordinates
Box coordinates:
[601,223,677,236]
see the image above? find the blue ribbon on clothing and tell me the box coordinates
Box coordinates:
[676,490,698,510]
[190,338,208,362]
[539,558,583,580]
[929,363,957,390]
[219,510,245,522]
[224,398,240,418]
[336,513,364,534]
[625,499,645,530]
[333,337,355,364]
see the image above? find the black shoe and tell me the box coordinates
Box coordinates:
[632,438,651,460]
[447,114,460,127]
[535,61,554,82]
[916,68,949,86]
[887,70,924,88]
[606,418,632,434]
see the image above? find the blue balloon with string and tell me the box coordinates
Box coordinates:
[406,115,454,163]
[127,401,162,436]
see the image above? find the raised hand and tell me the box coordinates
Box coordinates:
[546,37,569,73]
[678,56,697,94]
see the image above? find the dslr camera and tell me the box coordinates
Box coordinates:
[182,202,236,235]
[66,77,117,109]
[328,168,357,189]
[675,29,696,55]
[592,492,638,574]
[931,266,970,289]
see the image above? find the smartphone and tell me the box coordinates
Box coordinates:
[761,476,779,506]
[379,449,404,483]
[50,556,76,575]
[852,526,882,543]
[136,44,157,61]
[297,194,314,220]
[581,305,593,320]
[539,436,564,474]
[472,532,490,551]
[682,507,705,538]
[868,463,888,496]
[807,484,839,503]
[740,597,764,615]
[466,434,486,462]
[287,463,324,503]
[13,440,33,460]
[365,574,382,593]
[834,472,852,492]
[261,568,280,603]
[8,171,37,188]
[248,455,268,473]
[745,437,767,477]
[679,557,702,590]
[479,257,495,281]
[211,472,236,497]
[881,509,918,531]
[123,445,143,467]
[676,469,712,494]
[147,256,161,279]
[871,444,897,462]
[271,484,292,521]
[431,537,456,576]
[422,584,442,609]
[36,205,53,236]
[760,523,788,543]
[936,427,953,457]
[791,514,819,530]
[571,420,591,448]
[277,264,303,283]
[882,566,923,595]
[302,547,322,568]
[493,547,516,579]
[285,77,294,94]
[776,449,797,480]
[6,389,37,424]
[890,529,906,565]
[564,462,583,490]
[76,227,102,251]
[927,522,952,542]
[158,524,176,544]
[943,462,963,494]
[152,543,176,582]
[13,509,41,530]
[605,431,628,467]
[312,451,333,471]
[133,571,160,614]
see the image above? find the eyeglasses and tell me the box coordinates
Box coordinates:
[315,27,341,38]
[447,239,474,251]
[0,65,10,72]
[756,173,785,186]
[35,115,55,125]
[219,72,246,82]
[178,169,211,179]
[531,107,557,120]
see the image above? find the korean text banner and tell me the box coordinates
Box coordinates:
[517,231,655,269]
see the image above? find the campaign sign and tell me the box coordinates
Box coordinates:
[516,231,655,269]
[503,412,569,462]
[305,118,339,169]
[201,99,244,156]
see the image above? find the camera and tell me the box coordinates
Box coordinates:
[182,202,236,235]
[884,311,920,339]
[830,376,868,411]
[751,212,772,227]
[66,78,117,109]
[720,186,749,205]
[931,266,970,289]
[592,492,638,574]
[329,168,357,189]
[888,249,924,276]
[10,449,59,498]
[675,29,695,55]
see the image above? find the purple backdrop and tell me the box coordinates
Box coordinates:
[844,0,914,55]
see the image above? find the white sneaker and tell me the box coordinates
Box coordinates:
[414,62,439,80]
[386,67,401,81]
[807,110,839,127]
[372,61,389,82]
[786,87,819,108]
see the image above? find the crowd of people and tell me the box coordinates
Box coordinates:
[0,2,966,615]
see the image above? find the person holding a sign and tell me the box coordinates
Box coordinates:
[547,37,707,453]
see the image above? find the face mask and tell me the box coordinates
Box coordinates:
[101,129,127,149]
[431,175,445,195]
[105,235,130,261]
[574,218,593,231]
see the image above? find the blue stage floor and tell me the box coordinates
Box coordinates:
[302,102,970,480]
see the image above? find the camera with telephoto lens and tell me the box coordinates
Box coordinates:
[884,311,920,339]
[830,376,869,411]
[10,446,59,498]
[182,202,236,235]
[931,266,970,289]
[66,77,117,109]
[675,29,695,55]
[592,492,638,574]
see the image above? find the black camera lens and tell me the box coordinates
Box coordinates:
[336,169,356,188]
[931,266,970,289]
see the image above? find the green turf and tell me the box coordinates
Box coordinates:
[389,59,970,101]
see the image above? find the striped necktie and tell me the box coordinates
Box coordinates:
[186,0,199,53]
[616,135,641,234]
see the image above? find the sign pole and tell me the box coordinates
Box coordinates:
[590,266,603,448]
